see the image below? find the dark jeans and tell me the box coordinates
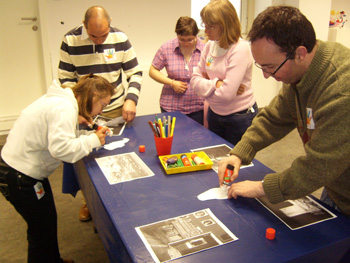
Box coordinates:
[160,107,204,125]
[0,159,61,263]
[207,103,258,146]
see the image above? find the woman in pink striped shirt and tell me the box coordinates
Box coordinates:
[149,16,205,125]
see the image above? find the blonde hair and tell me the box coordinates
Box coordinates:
[200,0,241,49]
[70,74,114,121]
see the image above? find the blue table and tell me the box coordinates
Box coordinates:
[73,112,350,263]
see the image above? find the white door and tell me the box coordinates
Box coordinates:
[0,0,46,131]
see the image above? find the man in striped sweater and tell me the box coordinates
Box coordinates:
[58,5,142,122]
[58,6,142,222]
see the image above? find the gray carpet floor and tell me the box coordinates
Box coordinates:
[0,129,322,263]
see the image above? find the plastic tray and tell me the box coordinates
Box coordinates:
[159,151,213,174]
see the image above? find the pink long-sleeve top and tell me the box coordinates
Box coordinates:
[191,39,256,116]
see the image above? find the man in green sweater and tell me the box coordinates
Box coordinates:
[218,6,350,217]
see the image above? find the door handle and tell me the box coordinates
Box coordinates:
[21,17,37,22]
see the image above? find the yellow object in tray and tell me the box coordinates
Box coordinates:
[159,151,213,174]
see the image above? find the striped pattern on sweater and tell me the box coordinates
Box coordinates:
[58,25,142,111]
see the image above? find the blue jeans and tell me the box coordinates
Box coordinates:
[0,158,62,263]
[207,103,258,145]
[320,188,341,213]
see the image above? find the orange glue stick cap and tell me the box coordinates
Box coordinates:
[266,228,276,240]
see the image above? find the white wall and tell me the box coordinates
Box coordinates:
[41,0,190,117]
[0,0,343,133]
[250,0,333,108]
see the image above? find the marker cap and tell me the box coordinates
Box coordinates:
[266,228,276,240]
[139,145,145,152]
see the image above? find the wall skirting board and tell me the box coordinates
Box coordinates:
[0,115,17,135]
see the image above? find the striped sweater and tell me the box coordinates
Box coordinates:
[58,25,142,112]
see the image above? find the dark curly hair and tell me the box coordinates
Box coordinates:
[247,6,316,58]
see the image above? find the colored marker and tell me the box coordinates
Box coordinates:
[158,119,165,138]
[168,115,171,136]
[148,121,159,137]
[170,117,176,137]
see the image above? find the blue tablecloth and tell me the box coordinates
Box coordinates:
[71,112,350,263]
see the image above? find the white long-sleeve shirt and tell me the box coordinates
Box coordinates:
[1,80,100,180]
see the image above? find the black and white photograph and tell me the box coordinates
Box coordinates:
[257,196,337,230]
[135,208,238,263]
[94,115,126,136]
[95,152,154,185]
[191,144,253,172]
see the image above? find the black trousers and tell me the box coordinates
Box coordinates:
[0,158,61,263]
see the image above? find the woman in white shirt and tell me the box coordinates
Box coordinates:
[0,74,114,263]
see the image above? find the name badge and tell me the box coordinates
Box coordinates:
[306,107,315,130]
[205,57,213,69]
[34,181,45,200]
[104,48,116,62]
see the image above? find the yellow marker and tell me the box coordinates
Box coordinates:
[158,119,165,138]
[170,117,176,137]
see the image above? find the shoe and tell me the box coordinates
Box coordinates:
[62,259,75,263]
[79,204,92,222]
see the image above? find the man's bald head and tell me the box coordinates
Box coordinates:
[83,6,111,45]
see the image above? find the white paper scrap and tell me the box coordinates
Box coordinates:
[104,138,129,150]
[197,187,228,201]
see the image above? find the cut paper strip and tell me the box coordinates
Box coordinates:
[197,186,228,201]
[104,138,130,150]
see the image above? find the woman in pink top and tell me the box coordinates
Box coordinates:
[191,0,258,145]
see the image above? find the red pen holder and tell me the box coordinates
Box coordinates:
[154,136,173,156]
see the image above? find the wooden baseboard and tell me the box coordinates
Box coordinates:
[0,115,18,135]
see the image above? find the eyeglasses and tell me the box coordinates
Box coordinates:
[254,53,293,76]
[178,38,196,43]
[200,23,217,31]
[99,98,107,108]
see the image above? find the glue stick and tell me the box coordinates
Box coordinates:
[181,154,192,166]
[191,154,205,165]
[97,125,113,137]
[223,164,234,187]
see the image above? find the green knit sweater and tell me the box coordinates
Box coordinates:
[230,41,350,216]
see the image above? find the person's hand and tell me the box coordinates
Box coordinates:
[228,180,265,199]
[218,155,242,185]
[201,72,209,79]
[216,80,223,89]
[237,84,246,95]
[122,100,136,123]
[172,80,187,94]
[95,127,108,145]
[78,115,92,127]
